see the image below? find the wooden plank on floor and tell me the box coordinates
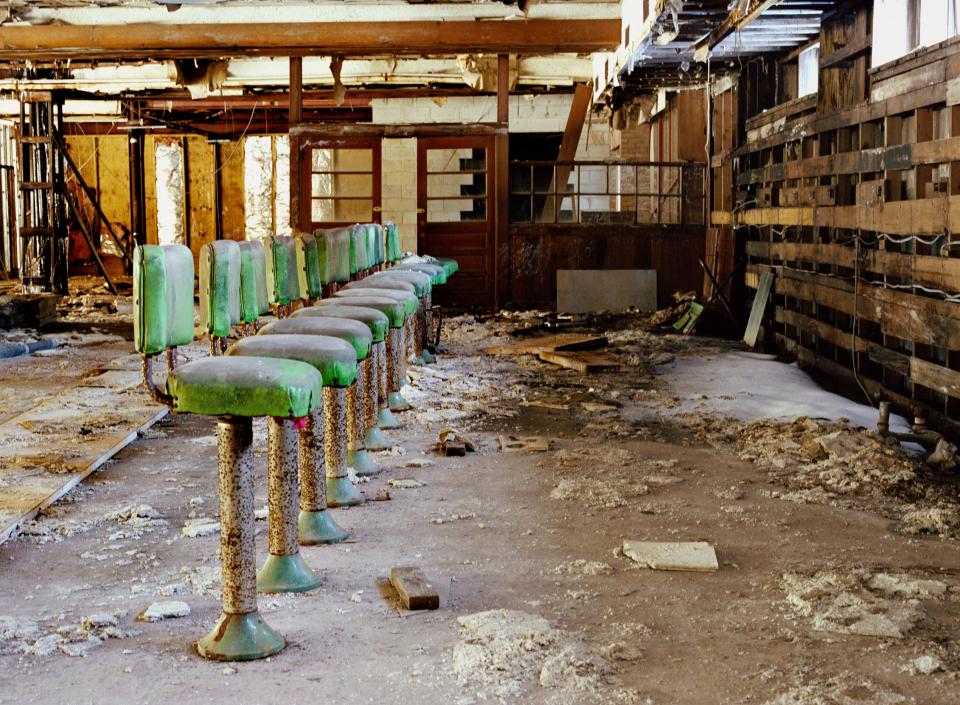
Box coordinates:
[389,566,440,610]
[0,366,168,545]
[538,350,619,373]
[743,271,774,348]
[483,334,607,356]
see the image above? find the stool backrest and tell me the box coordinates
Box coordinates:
[266,235,301,306]
[238,240,271,323]
[384,221,401,263]
[134,244,196,354]
[295,232,323,299]
[199,240,241,338]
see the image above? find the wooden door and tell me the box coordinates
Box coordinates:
[417,136,495,308]
[299,137,381,231]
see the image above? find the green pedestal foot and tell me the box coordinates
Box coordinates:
[256,553,322,593]
[410,355,426,366]
[327,476,365,507]
[377,407,402,430]
[298,510,349,544]
[365,426,393,451]
[388,391,411,412]
[349,449,381,477]
[195,612,285,662]
[421,349,436,364]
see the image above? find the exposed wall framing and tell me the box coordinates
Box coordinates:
[710,5,960,435]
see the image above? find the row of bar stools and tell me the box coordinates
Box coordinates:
[136,244,324,661]
[136,221,456,661]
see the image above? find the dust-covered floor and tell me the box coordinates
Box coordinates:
[1,308,960,705]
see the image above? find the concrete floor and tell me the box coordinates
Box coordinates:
[1,314,959,705]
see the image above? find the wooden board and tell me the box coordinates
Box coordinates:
[743,271,774,348]
[483,333,607,356]
[538,350,619,373]
[389,566,439,611]
[0,361,169,545]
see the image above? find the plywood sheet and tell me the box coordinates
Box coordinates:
[622,540,719,572]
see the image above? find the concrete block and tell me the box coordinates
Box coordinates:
[556,269,657,313]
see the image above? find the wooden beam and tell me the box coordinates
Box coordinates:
[0,19,620,61]
[540,83,591,222]
[289,56,302,234]
[495,53,509,311]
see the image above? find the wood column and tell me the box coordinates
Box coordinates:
[289,56,303,233]
[495,53,509,311]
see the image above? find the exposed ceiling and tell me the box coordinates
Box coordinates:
[599,0,834,105]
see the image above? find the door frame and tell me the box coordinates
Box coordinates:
[416,134,496,307]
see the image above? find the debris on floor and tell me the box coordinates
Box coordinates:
[621,541,719,572]
[389,566,439,610]
[138,601,191,622]
[452,609,640,704]
[497,434,551,453]
[435,427,475,456]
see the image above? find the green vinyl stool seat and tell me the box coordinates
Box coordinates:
[167,357,322,417]
[258,317,382,481]
[226,335,358,388]
[343,277,417,297]
[291,305,394,450]
[396,261,447,285]
[332,290,416,414]
[295,232,324,303]
[291,305,389,343]
[314,297,407,428]
[198,241,242,354]
[364,270,431,297]
[226,333,366,510]
[436,258,459,277]
[259,318,372,361]
[334,287,419,317]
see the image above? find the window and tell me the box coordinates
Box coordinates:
[304,140,380,228]
[873,0,960,66]
[797,43,820,97]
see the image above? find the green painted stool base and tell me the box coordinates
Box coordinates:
[377,407,402,429]
[365,426,393,451]
[388,391,411,412]
[256,553,322,593]
[327,476,365,507]
[349,449,381,477]
[195,612,285,662]
[421,349,436,364]
[298,510,349,545]
[410,355,426,367]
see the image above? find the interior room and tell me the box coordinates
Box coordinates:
[0,1,959,703]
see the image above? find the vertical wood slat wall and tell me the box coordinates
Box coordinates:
[709,3,960,434]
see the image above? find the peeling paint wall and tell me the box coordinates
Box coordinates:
[244,134,290,240]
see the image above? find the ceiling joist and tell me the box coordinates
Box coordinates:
[0,19,620,62]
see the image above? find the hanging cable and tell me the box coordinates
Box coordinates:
[851,234,874,406]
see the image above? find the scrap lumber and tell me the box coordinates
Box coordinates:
[483,333,607,356]
[538,350,620,373]
[389,566,440,611]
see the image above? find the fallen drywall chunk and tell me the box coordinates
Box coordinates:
[138,601,191,622]
[622,540,719,572]
[388,478,426,489]
[903,654,943,675]
[181,518,220,538]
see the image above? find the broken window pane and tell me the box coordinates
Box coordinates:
[154,138,186,246]
[243,135,273,241]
